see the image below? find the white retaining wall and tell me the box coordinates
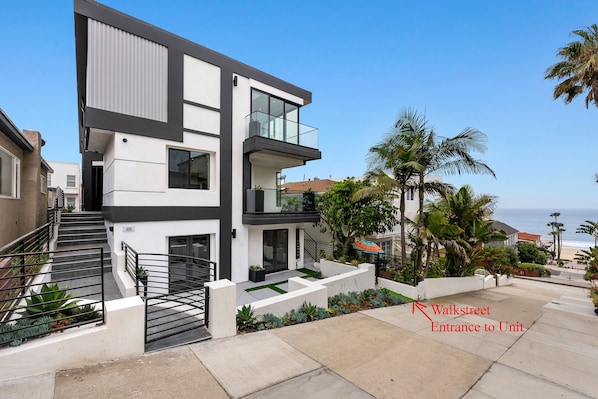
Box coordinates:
[0,296,145,382]
[319,259,357,277]
[320,263,375,296]
[377,274,510,300]
[247,278,328,318]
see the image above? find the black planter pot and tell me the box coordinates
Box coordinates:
[302,192,316,212]
[247,190,264,213]
[249,269,266,283]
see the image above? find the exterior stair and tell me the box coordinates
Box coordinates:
[52,211,121,300]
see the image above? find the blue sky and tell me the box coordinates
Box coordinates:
[2,1,597,209]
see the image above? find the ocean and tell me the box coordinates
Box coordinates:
[493,208,598,249]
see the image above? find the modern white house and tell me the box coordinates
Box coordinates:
[74,0,321,285]
[47,161,81,211]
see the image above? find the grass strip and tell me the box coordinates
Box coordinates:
[380,288,414,303]
[246,280,288,294]
[297,268,322,278]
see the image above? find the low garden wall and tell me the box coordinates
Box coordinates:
[247,278,327,318]
[319,259,358,277]
[377,274,510,300]
[0,296,144,382]
[320,263,375,296]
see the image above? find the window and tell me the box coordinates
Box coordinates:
[378,241,393,258]
[168,148,210,190]
[406,187,415,201]
[251,89,300,144]
[66,175,76,188]
[0,146,19,198]
[47,173,52,187]
[40,174,46,194]
[66,197,76,208]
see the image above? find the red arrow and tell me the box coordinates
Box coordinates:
[412,302,432,322]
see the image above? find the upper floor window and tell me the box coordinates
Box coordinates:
[250,89,299,144]
[168,148,210,190]
[0,146,19,198]
[406,187,415,201]
[40,174,47,195]
[66,175,76,188]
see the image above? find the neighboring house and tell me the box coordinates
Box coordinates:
[281,178,336,194]
[487,220,519,248]
[0,109,53,248]
[74,0,321,283]
[47,162,81,212]
[517,232,542,247]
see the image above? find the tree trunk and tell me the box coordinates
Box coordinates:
[399,190,407,269]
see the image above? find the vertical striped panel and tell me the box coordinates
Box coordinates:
[87,19,168,122]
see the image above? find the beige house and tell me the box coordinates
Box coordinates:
[0,109,53,248]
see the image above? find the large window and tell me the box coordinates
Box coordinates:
[263,229,288,273]
[251,89,299,144]
[66,175,76,188]
[0,146,19,198]
[168,148,210,190]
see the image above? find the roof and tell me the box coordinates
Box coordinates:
[282,179,336,193]
[518,232,541,241]
[0,109,34,151]
[491,220,518,236]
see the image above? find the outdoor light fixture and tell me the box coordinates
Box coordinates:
[232,228,237,239]
[233,75,238,87]
[122,138,127,143]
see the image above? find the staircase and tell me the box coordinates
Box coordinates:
[52,212,121,300]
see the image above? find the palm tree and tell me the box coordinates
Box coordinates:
[381,108,496,271]
[545,24,598,109]
[576,220,598,247]
[548,212,565,260]
[427,185,498,276]
[353,134,424,268]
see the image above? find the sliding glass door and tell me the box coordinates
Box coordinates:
[263,229,288,273]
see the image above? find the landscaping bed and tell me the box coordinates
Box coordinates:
[237,288,412,333]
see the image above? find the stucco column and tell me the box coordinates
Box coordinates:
[205,279,237,339]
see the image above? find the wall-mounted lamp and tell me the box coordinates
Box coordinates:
[232,228,237,239]
[233,75,238,87]
[122,138,128,143]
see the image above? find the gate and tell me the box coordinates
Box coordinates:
[122,242,215,351]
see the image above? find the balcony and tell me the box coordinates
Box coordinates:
[243,188,319,225]
[243,112,321,168]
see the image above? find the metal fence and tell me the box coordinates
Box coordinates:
[121,241,214,347]
[0,247,105,348]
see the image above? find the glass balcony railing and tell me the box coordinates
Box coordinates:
[245,188,317,213]
[245,111,318,149]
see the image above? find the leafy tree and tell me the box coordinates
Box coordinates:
[545,24,598,109]
[318,178,397,256]
[477,246,518,276]
[574,246,598,280]
[517,242,547,265]
[576,220,598,247]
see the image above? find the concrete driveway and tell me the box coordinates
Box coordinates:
[3,279,597,398]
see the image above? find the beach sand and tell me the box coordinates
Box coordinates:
[551,246,588,270]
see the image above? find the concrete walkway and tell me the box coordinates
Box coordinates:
[3,279,597,398]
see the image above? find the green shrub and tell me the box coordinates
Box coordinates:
[262,313,284,329]
[350,259,360,267]
[325,254,334,261]
[395,262,423,285]
[427,258,446,278]
[337,256,347,264]
[236,305,256,331]
[0,316,55,347]
[517,242,547,264]
[299,302,319,321]
[20,283,80,321]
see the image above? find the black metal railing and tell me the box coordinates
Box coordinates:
[0,247,105,348]
[304,231,333,261]
[0,223,52,259]
[121,241,214,347]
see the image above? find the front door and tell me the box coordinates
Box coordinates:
[263,229,288,273]
[168,235,210,293]
[90,165,103,211]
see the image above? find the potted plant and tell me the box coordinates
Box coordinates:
[247,185,264,213]
[136,266,148,295]
[249,265,266,282]
[302,187,316,211]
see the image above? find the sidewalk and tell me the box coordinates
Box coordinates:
[3,279,597,398]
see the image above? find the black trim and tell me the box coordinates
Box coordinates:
[243,135,322,162]
[103,206,221,223]
[183,128,221,139]
[242,212,320,225]
[85,108,181,145]
[183,100,220,113]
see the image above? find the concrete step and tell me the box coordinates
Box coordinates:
[57,237,108,248]
[58,232,107,241]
